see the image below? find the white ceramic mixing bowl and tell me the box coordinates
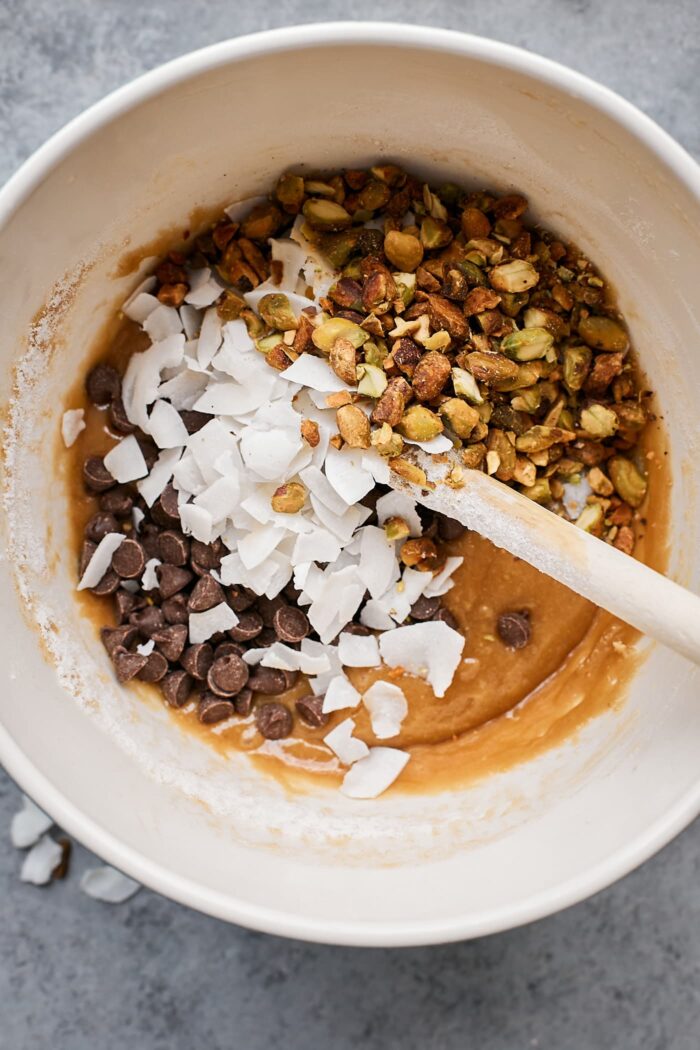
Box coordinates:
[1,24,699,946]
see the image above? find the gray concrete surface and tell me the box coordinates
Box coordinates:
[1,2,699,1047]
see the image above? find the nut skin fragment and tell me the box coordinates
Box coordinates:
[392,338,422,378]
[336,404,371,448]
[371,376,411,427]
[271,482,307,514]
[329,337,358,385]
[411,350,452,402]
[384,230,424,272]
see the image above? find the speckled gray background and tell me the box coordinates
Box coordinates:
[1,2,699,1048]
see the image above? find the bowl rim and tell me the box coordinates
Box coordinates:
[1,21,699,947]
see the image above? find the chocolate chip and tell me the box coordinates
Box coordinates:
[215,641,246,660]
[281,669,299,690]
[108,397,136,435]
[91,569,120,596]
[99,487,133,518]
[157,530,190,566]
[179,410,209,434]
[283,581,302,603]
[436,513,467,542]
[83,456,115,493]
[256,595,286,628]
[85,512,119,543]
[139,523,162,560]
[137,650,169,683]
[161,670,193,708]
[112,648,148,682]
[206,654,249,697]
[410,595,441,621]
[78,540,96,577]
[156,564,193,600]
[162,594,189,625]
[114,588,145,624]
[233,688,254,716]
[137,438,159,471]
[86,364,121,405]
[255,702,293,740]
[151,624,188,662]
[187,574,225,613]
[248,667,287,695]
[227,585,257,612]
[190,539,224,575]
[433,607,459,630]
[198,695,235,724]
[129,606,165,639]
[256,627,278,649]
[497,611,531,650]
[100,625,138,658]
[272,605,310,644]
[229,609,263,642]
[340,622,371,637]
[295,694,329,728]
[111,538,146,579]
[181,643,215,681]
[151,484,180,527]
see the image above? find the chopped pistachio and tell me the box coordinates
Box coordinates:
[389,457,429,487]
[516,425,575,453]
[520,478,552,504]
[452,367,484,404]
[271,482,306,514]
[511,386,542,413]
[336,404,371,448]
[490,260,540,293]
[328,337,358,385]
[486,450,501,475]
[255,333,285,355]
[304,179,336,197]
[456,259,487,287]
[420,216,453,249]
[513,455,537,487]
[312,317,369,354]
[578,315,629,351]
[501,327,554,361]
[439,398,480,438]
[257,293,298,331]
[364,340,388,367]
[588,466,614,496]
[384,516,410,542]
[302,198,352,231]
[300,419,320,447]
[423,330,451,352]
[275,173,305,214]
[609,456,648,508]
[396,405,444,442]
[562,344,592,392]
[394,272,417,307]
[575,502,604,534]
[384,230,424,272]
[357,179,391,211]
[580,403,618,439]
[371,423,404,457]
[356,363,388,398]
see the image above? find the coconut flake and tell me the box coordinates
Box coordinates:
[240,428,302,482]
[359,600,396,631]
[179,503,214,544]
[338,632,381,668]
[184,271,223,309]
[299,638,333,675]
[136,446,183,508]
[136,639,155,656]
[10,795,52,848]
[77,532,125,590]
[292,528,342,566]
[376,491,423,537]
[141,558,161,590]
[61,408,85,448]
[123,290,160,324]
[280,354,350,393]
[324,446,375,504]
[324,718,370,765]
[103,434,148,484]
[379,621,465,698]
[340,747,410,798]
[238,525,286,570]
[193,475,240,523]
[357,525,399,600]
[260,643,302,671]
[404,434,453,453]
[562,475,593,519]
[20,835,62,885]
[321,674,362,713]
[189,602,239,644]
[362,681,408,739]
[147,399,190,448]
[80,866,140,903]
[270,238,307,291]
[143,303,183,342]
[422,556,464,598]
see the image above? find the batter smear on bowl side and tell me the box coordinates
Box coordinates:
[63,165,668,799]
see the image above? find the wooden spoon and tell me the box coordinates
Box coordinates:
[388,449,700,667]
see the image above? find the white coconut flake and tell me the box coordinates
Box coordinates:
[61,408,85,448]
[179,503,214,544]
[20,834,62,885]
[362,681,408,739]
[10,795,52,848]
[141,558,161,591]
[189,602,239,644]
[562,475,593,519]
[147,399,189,448]
[179,303,201,340]
[299,638,333,676]
[299,464,349,516]
[193,475,240,522]
[379,621,465,698]
[404,434,453,453]
[195,307,223,368]
[338,632,381,668]
[80,866,141,903]
[270,238,306,291]
[292,528,342,566]
[321,674,362,713]
[357,525,399,600]
[143,303,183,342]
[422,556,464,598]
[376,491,423,537]
[77,533,125,590]
[324,446,375,504]
[340,747,410,798]
[185,273,223,309]
[324,718,370,765]
[359,600,396,631]
[123,290,160,324]
[260,643,302,671]
[137,446,183,508]
[280,354,350,393]
[240,428,302,482]
[238,525,286,570]
[136,639,155,656]
[103,434,148,484]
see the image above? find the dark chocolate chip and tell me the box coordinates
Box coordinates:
[139,524,162,560]
[295,694,329,728]
[215,641,245,660]
[161,670,193,708]
[91,569,120,596]
[137,650,169,683]
[281,669,299,690]
[86,364,121,406]
[108,396,136,434]
[283,581,302,603]
[497,611,531,650]
[151,624,188,662]
[227,585,257,612]
[433,607,459,631]
[99,486,133,518]
[181,643,215,681]
[187,574,225,613]
[83,456,115,493]
[229,609,263,642]
[233,688,254,716]
[128,606,166,639]
[137,438,159,471]
[111,538,146,580]
[436,513,467,542]
[151,484,180,527]
[410,595,441,622]
[100,625,138,658]
[190,539,224,575]
[85,512,119,543]
[255,702,293,740]
[157,530,190,566]
[206,654,249,697]
[179,410,209,434]
[161,594,189,625]
[247,667,287,695]
[256,627,278,649]
[156,563,193,599]
[198,695,235,724]
[79,540,96,577]
[272,605,310,644]
[112,648,148,682]
[114,588,145,625]
[340,622,371,637]
[256,595,286,628]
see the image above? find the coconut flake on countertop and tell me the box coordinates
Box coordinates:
[340,747,410,799]
[80,866,141,903]
[20,835,63,885]
[362,681,408,739]
[324,718,370,765]
[11,795,53,849]
[61,409,85,448]
[379,621,465,698]
[189,602,239,644]
[77,533,125,590]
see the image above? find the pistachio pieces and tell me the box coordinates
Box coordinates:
[384,230,424,272]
